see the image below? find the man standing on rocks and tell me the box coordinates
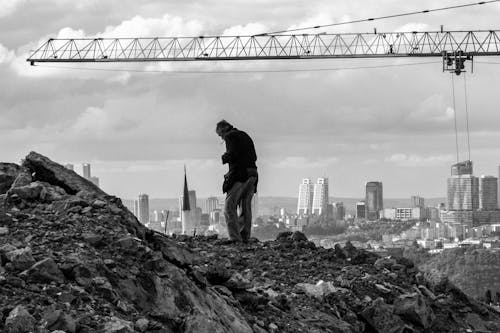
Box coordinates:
[216,120,258,243]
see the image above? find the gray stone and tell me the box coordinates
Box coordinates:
[5,305,35,333]
[361,298,407,333]
[0,244,17,253]
[0,226,9,235]
[22,152,106,196]
[5,247,35,270]
[103,317,134,333]
[394,293,435,329]
[10,171,32,189]
[295,280,349,299]
[22,257,65,284]
[224,272,253,290]
[134,318,149,332]
[91,199,107,208]
[374,257,397,270]
[42,309,76,333]
[0,163,21,194]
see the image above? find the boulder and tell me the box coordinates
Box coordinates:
[291,231,308,242]
[5,247,35,270]
[103,317,134,333]
[224,272,253,290]
[22,152,106,196]
[134,318,149,332]
[4,305,35,333]
[10,171,32,189]
[0,163,21,194]
[360,298,407,333]
[42,309,76,333]
[206,263,232,285]
[295,280,348,300]
[394,293,435,329]
[22,257,65,284]
[374,257,397,270]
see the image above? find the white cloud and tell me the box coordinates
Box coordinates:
[385,153,454,167]
[0,0,25,17]
[0,43,15,64]
[272,156,338,169]
[409,94,454,123]
[222,23,268,36]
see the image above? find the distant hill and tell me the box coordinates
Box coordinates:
[123,196,446,216]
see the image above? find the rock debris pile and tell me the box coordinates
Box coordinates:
[1,152,500,333]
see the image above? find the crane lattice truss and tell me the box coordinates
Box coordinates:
[27,30,500,64]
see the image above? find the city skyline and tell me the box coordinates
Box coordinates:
[1,1,500,199]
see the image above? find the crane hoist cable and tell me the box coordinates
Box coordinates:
[451,74,460,164]
[463,72,472,161]
[450,71,473,164]
[259,0,500,35]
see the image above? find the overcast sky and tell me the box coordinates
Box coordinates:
[1,0,500,200]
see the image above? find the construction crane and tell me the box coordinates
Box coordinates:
[27,30,500,75]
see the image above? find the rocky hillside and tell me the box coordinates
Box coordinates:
[417,247,500,302]
[1,152,500,333]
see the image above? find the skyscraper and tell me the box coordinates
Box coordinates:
[206,196,219,213]
[410,195,425,208]
[479,175,498,210]
[297,178,314,215]
[365,181,383,221]
[356,201,366,219]
[82,163,91,179]
[498,165,500,208]
[447,161,479,211]
[451,160,473,176]
[312,178,329,216]
[137,194,149,224]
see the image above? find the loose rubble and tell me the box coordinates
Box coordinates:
[1,152,500,332]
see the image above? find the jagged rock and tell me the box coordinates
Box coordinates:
[10,171,32,189]
[7,181,66,202]
[291,231,308,242]
[134,318,149,332]
[103,317,134,333]
[333,243,347,259]
[275,231,293,241]
[0,227,8,235]
[296,280,348,299]
[22,152,106,196]
[42,308,76,333]
[394,293,434,328]
[4,305,35,333]
[374,257,397,270]
[224,272,253,290]
[206,263,232,285]
[4,247,35,270]
[361,298,407,333]
[21,257,65,284]
[0,163,21,194]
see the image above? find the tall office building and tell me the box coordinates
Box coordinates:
[333,202,345,220]
[479,175,498,210]
[447,161,479,211]
[206,196,219,213]
[498,165,500,208]
[356,201,366,219]
[365,181,383,221]
[82,163,91,179]
[297,179,314,215]
[137,194,150,224]
[410,195,425,208]
[312,178,329,215]
[451,160,473,176]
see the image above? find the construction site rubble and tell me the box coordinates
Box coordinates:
[1,152,500,332]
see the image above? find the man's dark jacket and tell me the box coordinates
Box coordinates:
[222,128,258,193]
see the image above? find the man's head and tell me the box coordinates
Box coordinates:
[216,120,233,139]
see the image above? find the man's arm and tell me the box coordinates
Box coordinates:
[222,132,239,164]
